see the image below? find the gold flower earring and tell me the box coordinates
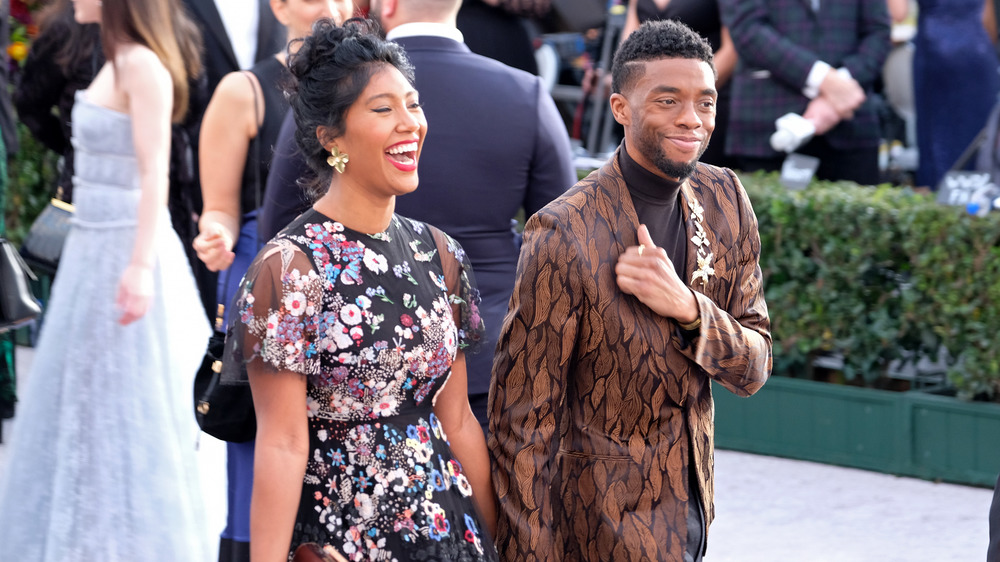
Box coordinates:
[326,146,349,173]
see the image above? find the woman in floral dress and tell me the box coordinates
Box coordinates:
[223,18,498,562]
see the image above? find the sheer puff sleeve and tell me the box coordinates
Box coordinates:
[429,225,485,355]
[221,239,325,384]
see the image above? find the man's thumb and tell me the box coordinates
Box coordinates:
[637,224,654,248]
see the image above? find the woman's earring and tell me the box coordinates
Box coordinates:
[326,146,349,173]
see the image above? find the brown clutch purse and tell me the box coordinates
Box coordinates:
[291,543,346,562]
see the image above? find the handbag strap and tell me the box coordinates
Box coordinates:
[241,70,264,212]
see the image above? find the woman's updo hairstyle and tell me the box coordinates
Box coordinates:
[286,17,416,195]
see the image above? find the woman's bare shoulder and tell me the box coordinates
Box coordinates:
[115,43,170,84]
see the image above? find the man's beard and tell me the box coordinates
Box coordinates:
[637,126,706,181]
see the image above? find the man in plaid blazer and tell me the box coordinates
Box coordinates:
[720,0,891,184]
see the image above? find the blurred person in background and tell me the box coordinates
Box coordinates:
[720,0,891,184]
[622,0,738,168]
[191,1,353,561]
[13,0,100,205]
[179,0,287,322]
[912,0,999,189]
[457,0,549,74]
[0,0,212,559]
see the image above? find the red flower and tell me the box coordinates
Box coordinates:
[400,314,413,327]
[10,0,32,23]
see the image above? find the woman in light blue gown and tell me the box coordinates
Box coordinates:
[0,0,212,560]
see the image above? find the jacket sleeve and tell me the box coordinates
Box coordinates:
[719,0,819,91]
[489,209,581,561]
[839,0,891,88]
[523,76,575,219]
[676,168,772,397]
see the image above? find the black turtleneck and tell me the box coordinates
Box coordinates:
[618,143,687,279]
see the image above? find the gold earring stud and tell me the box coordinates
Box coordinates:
[326,146,349,173]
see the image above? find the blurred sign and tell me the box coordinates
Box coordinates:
[936,171,995,208]
[780,153,820,190]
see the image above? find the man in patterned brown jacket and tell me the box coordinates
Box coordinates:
[488,20,772,561]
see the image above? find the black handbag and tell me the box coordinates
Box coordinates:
[20,198,74,273]
[0,237,42,333]
[193,304,256,442]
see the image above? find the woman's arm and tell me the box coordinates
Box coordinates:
[433,351,497,537]
[117,47,172,325]
[622,0,641,43]
[248,365,310,562]
[192,70,260,272]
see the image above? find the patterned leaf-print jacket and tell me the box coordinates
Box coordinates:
[488,148,772,561]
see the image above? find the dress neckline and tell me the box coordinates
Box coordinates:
[76,90,130,118]
[304,207,398,239]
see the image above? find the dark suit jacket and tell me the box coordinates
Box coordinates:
[720,0,891,157]
[457,0,538,74]
[489,150,772,560]
[181,0,286,94]
[259,35,576,397]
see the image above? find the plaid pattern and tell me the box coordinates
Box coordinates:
[720,0,891,157]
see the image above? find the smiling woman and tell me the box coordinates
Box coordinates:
[220,18,499,562]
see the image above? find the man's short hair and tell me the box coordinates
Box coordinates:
[611,19,716,95]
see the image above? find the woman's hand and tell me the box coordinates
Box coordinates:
[193,222,236,272]
[117,263,154,325]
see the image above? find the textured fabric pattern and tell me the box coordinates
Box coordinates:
[226,211,496,561]
[721,0,891,157]
[0,93,212,561]
[489,149,772,561]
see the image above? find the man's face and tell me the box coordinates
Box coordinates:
[612,57,717,181]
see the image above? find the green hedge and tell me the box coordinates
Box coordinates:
[742,172,1000,400]
[3,122,59,245]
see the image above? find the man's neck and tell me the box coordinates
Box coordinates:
[385,22,465,42]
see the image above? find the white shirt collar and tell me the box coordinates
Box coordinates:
[386,22,465,43]
[215,0,259,69]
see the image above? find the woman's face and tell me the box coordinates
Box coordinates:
[72,0,102,25]
[274,0,352,41]
[333,64,427,199]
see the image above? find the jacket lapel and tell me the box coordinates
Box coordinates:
[678,180,702,295]
[188,0,239,70]
[594,149,639,257]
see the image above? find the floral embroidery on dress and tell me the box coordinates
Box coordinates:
[229,213,492,561]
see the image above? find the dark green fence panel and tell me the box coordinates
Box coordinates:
[713,377,1000,487]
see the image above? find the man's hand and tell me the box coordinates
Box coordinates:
[615,224,699,324]
[818,69,865,119]
[803,96,842,135]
